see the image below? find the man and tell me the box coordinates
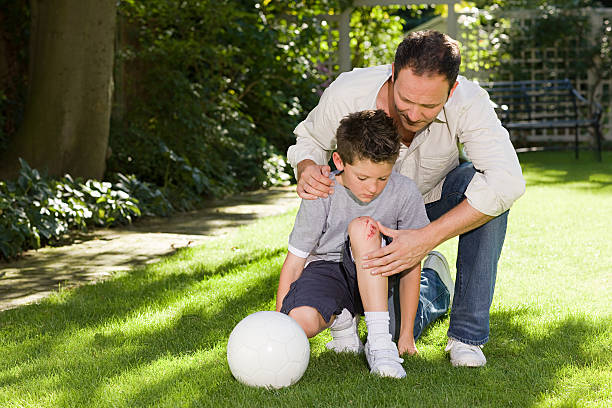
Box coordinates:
[286,30,525,367]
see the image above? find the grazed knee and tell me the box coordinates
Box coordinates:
[348,216,380,242]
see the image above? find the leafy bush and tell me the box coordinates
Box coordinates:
[0,159,172,260]
[462,0,612,83]
[107,0,322,199]
[112,173,174,217]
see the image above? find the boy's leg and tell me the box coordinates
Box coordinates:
[410,252,452,340]
[348,216,388,311]
[348,216,405,379]
[288,306,331,338]
[281,261,361,345]
[325,308,362,353]
[388,256,453,342]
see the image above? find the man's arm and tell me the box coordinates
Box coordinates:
[361,80,519,276]
[287,89,339,201]
[454,78,526,217]
[363,199,492,277]
[397,263,421,356]
[276,252,307,312]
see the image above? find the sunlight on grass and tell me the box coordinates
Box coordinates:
[0,151,611,407]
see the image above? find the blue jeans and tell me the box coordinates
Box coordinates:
[389,163,508,345]
[388,267,451,342]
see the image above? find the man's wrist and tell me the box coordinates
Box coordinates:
[421,223,443,253]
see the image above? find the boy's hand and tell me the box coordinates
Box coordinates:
[398,335,418,356]
[296,159,334,200]
[361,223,433,277]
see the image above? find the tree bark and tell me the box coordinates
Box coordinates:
[8,0,117,180]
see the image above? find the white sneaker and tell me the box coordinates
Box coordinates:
[445,338,487,367]
[326,311,364,353]
[365,337,406,378]
[423,251,454,304]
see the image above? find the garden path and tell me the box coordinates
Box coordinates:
[0,186,300,312]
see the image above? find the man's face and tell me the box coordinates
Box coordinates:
[332,152,394,203]
[391,66,456,134]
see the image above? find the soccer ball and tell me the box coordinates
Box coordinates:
[227,311,310,389]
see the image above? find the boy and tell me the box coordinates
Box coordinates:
[276,110,452,378]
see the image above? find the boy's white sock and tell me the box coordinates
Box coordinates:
[325,308,364,353]
[364,311,391,343]
[329,308,352,329]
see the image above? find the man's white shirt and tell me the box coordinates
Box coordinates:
[287,64,525,216]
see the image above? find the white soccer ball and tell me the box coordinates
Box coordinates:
[227,311,310,389]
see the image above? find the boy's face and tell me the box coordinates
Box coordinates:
[332,152,394,203]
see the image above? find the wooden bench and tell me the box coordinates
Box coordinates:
[480,79,603,161]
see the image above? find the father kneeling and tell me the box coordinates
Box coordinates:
[288,30,526,367]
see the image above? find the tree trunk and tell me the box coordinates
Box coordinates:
[9,0,116,180]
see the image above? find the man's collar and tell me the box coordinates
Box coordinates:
[435,108,447,123]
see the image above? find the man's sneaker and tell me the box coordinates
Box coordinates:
[365,337,406,378]
[424,251,454,304]
[445,337,487,367]
[326,312,364,353]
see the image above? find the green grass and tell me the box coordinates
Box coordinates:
[1,151,611,407]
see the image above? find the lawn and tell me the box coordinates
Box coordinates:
[0,151,610,407]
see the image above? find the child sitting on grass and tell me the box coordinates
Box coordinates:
[276,109,451,378]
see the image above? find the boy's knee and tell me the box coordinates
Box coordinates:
[348,216,380,242]
[288,306,326,338]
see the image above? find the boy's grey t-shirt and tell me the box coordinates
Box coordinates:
[288,171,430,263]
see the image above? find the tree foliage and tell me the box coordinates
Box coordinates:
[108,0,340,203]
[464,0,612,83]
[350,6,405,68]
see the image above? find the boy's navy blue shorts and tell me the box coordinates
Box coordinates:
[280,239,361,323]
[280,236,391,323]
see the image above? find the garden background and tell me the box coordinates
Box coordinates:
[2,0,612,258]
[0,1,611,406]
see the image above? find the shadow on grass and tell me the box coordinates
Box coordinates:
[382,307,611,407]
[185,306,609,407]
[102,308,610,407]
[0,245,287,406]
[1,244,609,406]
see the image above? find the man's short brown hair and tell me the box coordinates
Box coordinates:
[394,30,461,91]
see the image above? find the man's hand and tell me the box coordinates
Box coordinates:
[361,222,435,277]
[296,159,334,200]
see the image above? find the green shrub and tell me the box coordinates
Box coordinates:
[112,173,174,217]
[0,159,172,260]
[107,0,323,198]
